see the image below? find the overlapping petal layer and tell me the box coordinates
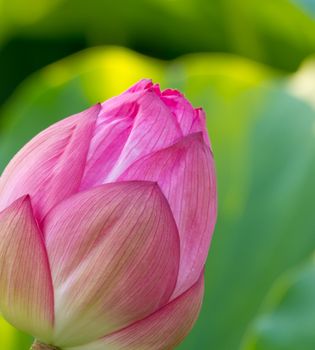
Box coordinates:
[0,196,54,342]
[0,80,216,349]
[0,104,100,221]
[158,87,210,147]
[43,181,180,347]
[66,274,204,350]
[104,91,183,182]
[119,133,217,297]
[80,81,195,188]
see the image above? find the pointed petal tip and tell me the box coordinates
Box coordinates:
[114,181,164,204]
[118,180,159,189]
[188,131,205,141]
[74,103,101,119]
[168,132,205,150]
[131,181,164,199]
[141,78,153,86]
[16,194,31,203]
[74,103,101,125]
[87,103,102,115]
[127,79,154,93]
[0,193,54,341]
[19,195,33,210]
[0,194,32,215]
[196,107,206,119]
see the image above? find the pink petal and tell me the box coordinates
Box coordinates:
[82,86,161,189]
[160,89,196,134]
[119,133,217,297]
[66,274,204,350]
[190,108,211,148]
[0,196,54,342]
[43,181,180,347]
[81,83,184,187]
[126,79,154,92]
[160,89,211,147]
[80,101,139,190]
[104,91,183,182]
[0,104,100,221]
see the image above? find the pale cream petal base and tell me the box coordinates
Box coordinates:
[65,275,204,350]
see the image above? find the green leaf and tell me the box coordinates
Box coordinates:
[1,47,315,350]
[292,0,315,16]
[1,0,315,71]
[242,260,315,350]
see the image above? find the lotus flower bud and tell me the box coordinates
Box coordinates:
[0,80,217,350]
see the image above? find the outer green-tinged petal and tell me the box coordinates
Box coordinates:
[0,196,54,342]
[66,274,204,350]
[43,181,180,347]
[119,133,217,297]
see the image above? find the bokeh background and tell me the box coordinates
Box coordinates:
[1,1,315,349]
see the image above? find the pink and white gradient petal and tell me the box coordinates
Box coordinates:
[0,196,54,342]
[79,109,134,190]
[66,274,204,350]
[0,104,101,221]
[43,181,180,347]
[119,133,217,297]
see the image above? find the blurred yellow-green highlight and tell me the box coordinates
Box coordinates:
[1,1,315,349]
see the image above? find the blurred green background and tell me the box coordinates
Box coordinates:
[1,1,315,349]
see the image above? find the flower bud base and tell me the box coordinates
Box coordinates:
[30,341,60,350]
